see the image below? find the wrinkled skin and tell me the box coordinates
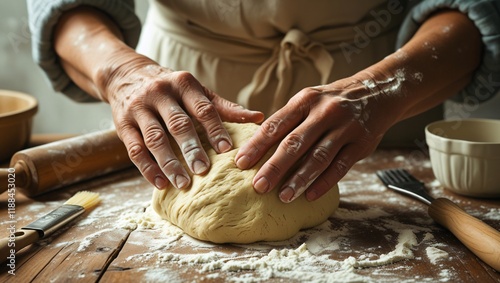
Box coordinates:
[235,11,482,202]
[235,75,400,203]
[101,57,264,190]
[53,7,481,203]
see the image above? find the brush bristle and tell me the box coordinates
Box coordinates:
[64,191,100,209]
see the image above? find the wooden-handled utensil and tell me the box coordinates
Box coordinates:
[376,168,500,271]
[0,191,100,263]
[0,130,133,197]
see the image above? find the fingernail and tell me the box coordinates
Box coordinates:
[175,175,190,189]
[254,177,270,194]
[306,190,317,201]
[217,140,232,153]
[193,160,208,174]
[280,186,295,203]
[236,155,251,169]
[155,176,167,189]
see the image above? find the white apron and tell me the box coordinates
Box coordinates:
[136,0,442,147]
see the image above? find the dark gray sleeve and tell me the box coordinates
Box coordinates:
[27,0,142,102]
[396,0,500,104]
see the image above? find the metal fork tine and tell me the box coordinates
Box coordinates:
[392,169,410,182]
[376,168,422,185]
[387,169,405,183]
[376,170,391,186]
[376,168,433,204]
[395,169,420,183]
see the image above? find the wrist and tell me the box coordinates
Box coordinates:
[54,6,138,102]
[355,58,424,112]
[335,66,414,134]
[92,46,141,103]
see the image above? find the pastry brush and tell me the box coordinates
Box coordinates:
[0,191,100,262]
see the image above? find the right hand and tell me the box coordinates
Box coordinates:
[99,52,264,190]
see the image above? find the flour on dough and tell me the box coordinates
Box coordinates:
[151,122,339,244]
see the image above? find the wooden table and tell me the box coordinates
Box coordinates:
[1,148,499,282]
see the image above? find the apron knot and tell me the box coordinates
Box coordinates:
[238,29,334,113]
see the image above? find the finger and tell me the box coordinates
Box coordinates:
[168,73,235,155]
[135,111,191,190]
[305,143,360,201]
[251,116,328,195]
[118,123,185,190]
[279,136,340,203]
[235,98,305,171]
[180,85,234,154]
[206,89,265,124]
[158,99,210,176]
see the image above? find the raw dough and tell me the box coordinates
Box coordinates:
[151,122,339,244]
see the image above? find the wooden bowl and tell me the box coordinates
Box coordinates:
[0,90,38,162]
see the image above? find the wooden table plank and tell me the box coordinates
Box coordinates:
[1,148,499,282]
[0,168,151,282]
[32,228,130,283]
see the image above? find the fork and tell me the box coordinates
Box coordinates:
[376,169,434,205]
[377,168,500,271]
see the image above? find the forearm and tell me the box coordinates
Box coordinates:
[358,10,482,123]
[53,6,144,102]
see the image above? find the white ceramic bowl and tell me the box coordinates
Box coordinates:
[0,90,38,162]
[425,119,500,197]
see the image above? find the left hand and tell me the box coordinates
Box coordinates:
[235,74,405,202]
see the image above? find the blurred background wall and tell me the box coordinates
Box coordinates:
[0,0,148,134]
[0,0,499,135]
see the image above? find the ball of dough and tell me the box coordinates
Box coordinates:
[151,122,339,244]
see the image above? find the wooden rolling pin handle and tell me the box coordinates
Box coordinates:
[0,229,39,264]
[8,130,133,197]
[428,198,500,271]
[29,133,78,148]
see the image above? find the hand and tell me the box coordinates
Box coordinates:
[233,9,484,203]
[52,7,264,190]
[53,7,481,197]
[101,53,264,190]
[235,75,404,203]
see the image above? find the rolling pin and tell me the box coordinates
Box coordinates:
[29,133,79,147]
[0,130,133,197]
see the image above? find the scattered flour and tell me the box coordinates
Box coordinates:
[25,149,489,282]
[483,208,500,221]
[141,268,184,283]
[421,232,434,242]
[161,243,376,283]
[117,206,457,282]
[426,247,449,265]
[26,203,48,212]
[355,229,417,268]
[393,155,405,162]
[49,159,482,283]
[393,48,409,60]
[76,229,113,252]
[361,68,406,98]
[412,72,423,82]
